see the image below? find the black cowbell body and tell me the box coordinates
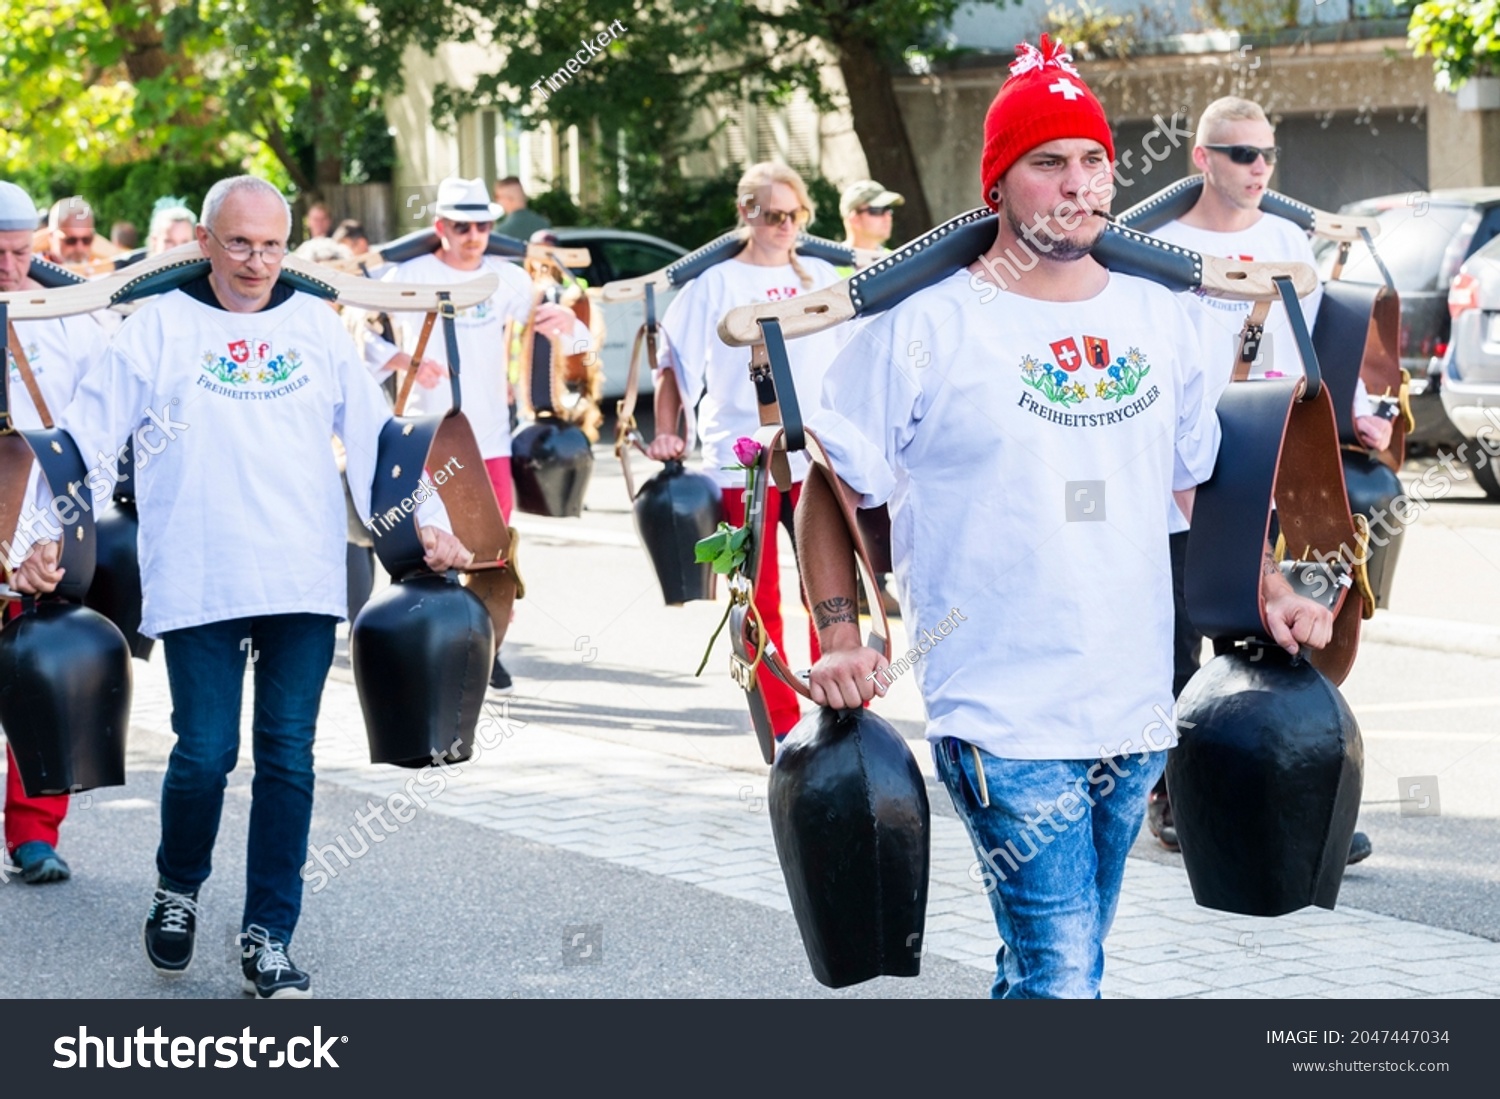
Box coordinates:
[85,498,154,659]
[768,706,931,987]
[1168,649,1363,916]
[512,419,593,518]
[632,459,723,604]
[0,601,131,796]
[350,572,495,768]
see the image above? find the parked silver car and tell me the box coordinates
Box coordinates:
[1314,189,1500,451]
[1440,233,1500,498]
[546,228,687,399]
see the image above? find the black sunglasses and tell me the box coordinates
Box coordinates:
[859,205,894,216]
[1204,144,1280,166]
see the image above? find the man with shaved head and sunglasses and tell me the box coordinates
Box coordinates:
[1150,96,1382,865]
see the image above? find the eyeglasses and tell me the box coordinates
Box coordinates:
[748,207,810,228]
[206,228,286,262]
[61,233,95,247]
[1204,144,1280,166]
[858,206,894,217]
[442,220,494,235]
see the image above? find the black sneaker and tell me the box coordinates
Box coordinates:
[1347,831,1373,866]
[143,881,201,974]
[489,652,514,694]
[240,924,312,999]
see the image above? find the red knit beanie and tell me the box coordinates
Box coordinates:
[981,35,1114,210]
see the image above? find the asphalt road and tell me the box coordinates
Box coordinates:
[0,730,986,999]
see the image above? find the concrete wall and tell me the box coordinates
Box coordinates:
[895,37,1496,223]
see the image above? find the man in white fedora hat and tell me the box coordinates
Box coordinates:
[363,176,587,693]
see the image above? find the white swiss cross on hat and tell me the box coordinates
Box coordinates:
[1049,78,1083,101]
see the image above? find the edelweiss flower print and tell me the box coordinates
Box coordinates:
[197,338,310,399]
[1017,333,1161,427]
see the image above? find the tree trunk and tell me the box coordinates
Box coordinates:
[260,122,316,194]
[103,0,173,82]
[831,34,932,241]
[103,0,211,126]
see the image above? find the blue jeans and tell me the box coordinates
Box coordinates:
[158,614,336,944]
[935,737,1165,999]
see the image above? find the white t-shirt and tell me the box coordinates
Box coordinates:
[659,256,847,489]
[364,253,568,461]
[1152,215,1324,401]
[1155,214,1368,532]
[808,270,1221,761]
[53,288,446,637]
[6,315,108,430]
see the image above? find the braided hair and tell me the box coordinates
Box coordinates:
[735,161,816,290]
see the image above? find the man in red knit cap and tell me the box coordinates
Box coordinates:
[798,37,1332,997]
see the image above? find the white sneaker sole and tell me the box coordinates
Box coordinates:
[242,977,313,999]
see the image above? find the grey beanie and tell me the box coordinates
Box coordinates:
[0,181,40,232]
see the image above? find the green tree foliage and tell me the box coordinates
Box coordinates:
[0,0,439,206]
[443,0,1008,242]
[1409,0,1500,89]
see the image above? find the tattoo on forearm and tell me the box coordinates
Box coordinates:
[1262,548,1278,578]
[813,596,857,630]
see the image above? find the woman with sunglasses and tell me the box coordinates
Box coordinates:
[646,161,846,741]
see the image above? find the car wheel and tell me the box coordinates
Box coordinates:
[1465,444,1500,500]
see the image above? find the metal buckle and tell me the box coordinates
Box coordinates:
[1351,514,1377,619]
[730,655,757,690]
[1397,368,1416,435]
[612,407,638,458]
[1240,322,1264,363]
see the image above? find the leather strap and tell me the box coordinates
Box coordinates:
[366,408,519,643]
[1313,280,1405,468]
[0,424,98,601]
[1189,275,1366,685]
[1330,240,1350,283]
[614,283,669,501]
[517,284,570,421]
[5,323,52,429]
[725,315,891,763]
[1276,275,1322,399]
[728,425,891,763]
[1360,226,1396,293]
[1232,299,1273,382]
[393,310,438,417]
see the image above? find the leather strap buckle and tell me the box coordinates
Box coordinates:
[1350,514,1377,620]
[1397,368,1416,435]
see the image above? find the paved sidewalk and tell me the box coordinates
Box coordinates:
[306,662,1500,999]
[6,638,1499,999]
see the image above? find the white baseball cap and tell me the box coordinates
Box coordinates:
[433,177,503,222]
[0,181,41,232]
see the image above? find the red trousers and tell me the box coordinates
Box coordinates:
[3,600,68,853]
[483,457,515,524]
[722,481,820,737]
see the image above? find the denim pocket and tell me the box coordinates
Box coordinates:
[939,736,983,812]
